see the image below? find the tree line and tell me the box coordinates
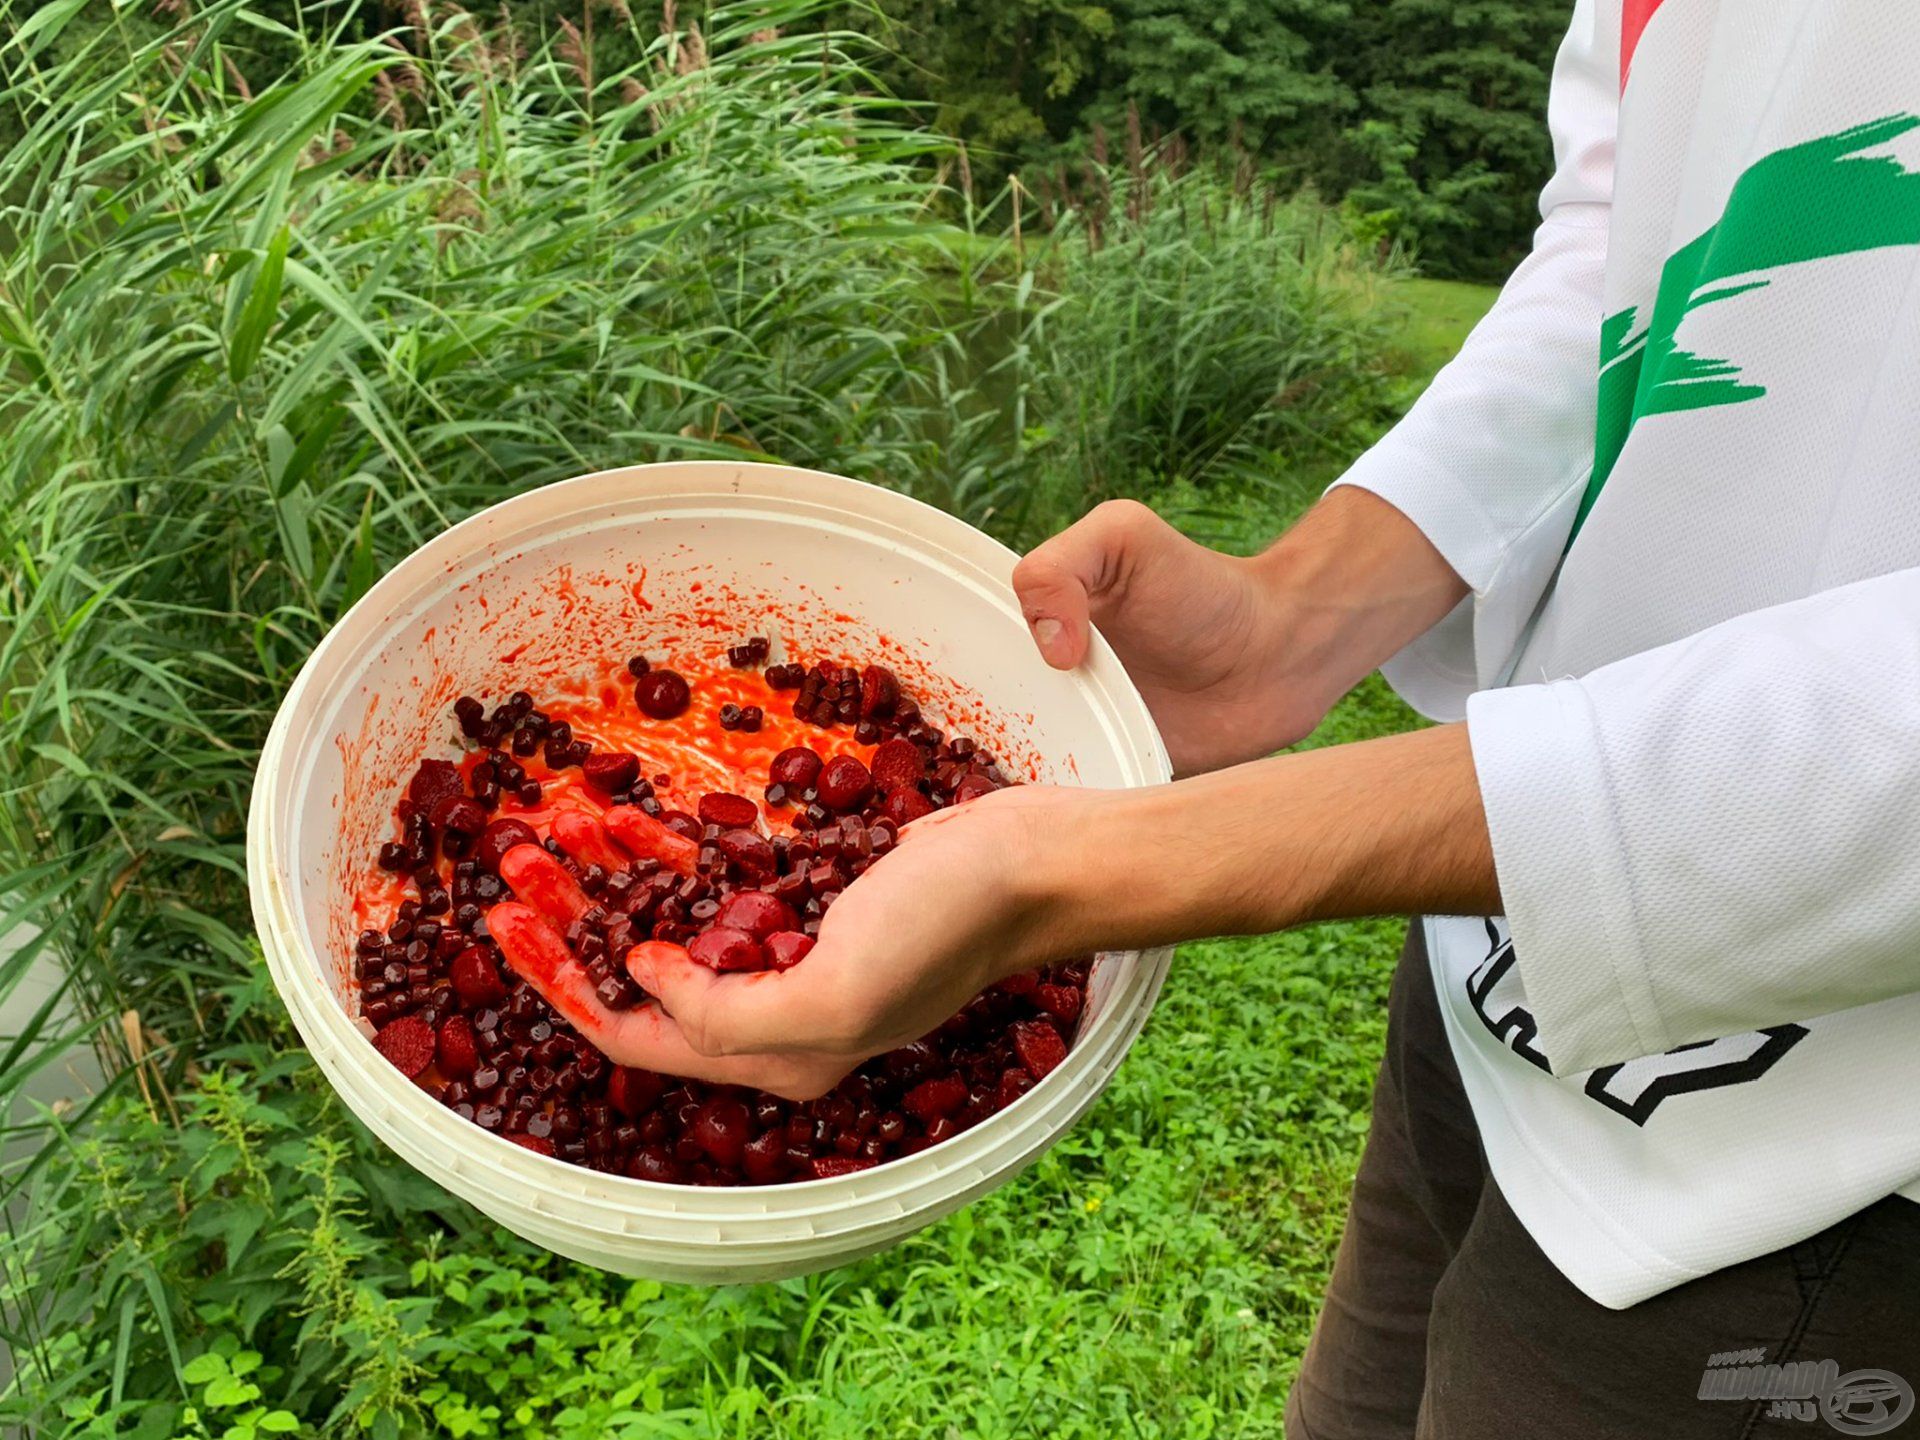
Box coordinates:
[63,0,1575,278]
[338,0,1571,278]
[848,0,1572,279]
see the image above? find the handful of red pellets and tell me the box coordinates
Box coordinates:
[354,644,1088,1185]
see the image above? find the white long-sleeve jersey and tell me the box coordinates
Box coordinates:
[1332,0,1920,1307]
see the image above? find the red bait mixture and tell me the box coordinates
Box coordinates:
[352,642,1089,1185]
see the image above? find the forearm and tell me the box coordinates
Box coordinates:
[1026,722,1497,962]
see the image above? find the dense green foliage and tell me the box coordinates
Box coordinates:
[0,0,1484,1432]
[1332,0,1570,275]
[1003,160,1401,525]
[860,0,1570,277]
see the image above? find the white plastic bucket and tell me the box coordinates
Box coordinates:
[247,461,1173,1283]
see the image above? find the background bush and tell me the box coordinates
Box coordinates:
[1027,156,1398,511]
[0,0,1478,1433]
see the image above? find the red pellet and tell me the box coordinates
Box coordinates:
[634,669,691,719]
[474,817,539,872]
[882,788,935,827]
[742,1128,789,1183]
[717,827,776,880]
[607,1066,666,1117]
[437,1015,480,1079]
[450,945,510,1007]
[689,1096,752,1168]
[687,926,766,972]
[1011,1020,1068,1080]
[764,931,815,970]
[582,752,640,794]
[714,890,798,940]
[868,738,925,793]
[953,773,1001,804]
[858,664,900,719]
[814,755,873,813]
[407,759,464,814]
[1034,983,1084,1022]
[903,1073,968,1122]
[430,793,486,841]
[769,746,823,791]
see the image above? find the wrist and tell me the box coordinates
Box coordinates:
[1018,786,1233,959]
[1247,486,1469,701]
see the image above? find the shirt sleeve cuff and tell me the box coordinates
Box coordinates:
[1466,679,1673,1075]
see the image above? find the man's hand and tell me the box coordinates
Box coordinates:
[1013,490,1467,774]
[1013,500,1315,774]
[494,786,1094,1100]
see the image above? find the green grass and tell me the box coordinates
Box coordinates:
[1389,277,1500,378]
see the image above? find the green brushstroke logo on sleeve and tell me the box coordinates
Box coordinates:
[1577,114,1920,539]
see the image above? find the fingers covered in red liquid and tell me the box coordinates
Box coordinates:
[627,941,811,1057]
[487,909,845,1098]
[623,942,853,1099]
[498,842,592,924]
[603,804,701,877]
[490,904,682,1066]
[486,902,591,1009]
[549,809,629,875]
